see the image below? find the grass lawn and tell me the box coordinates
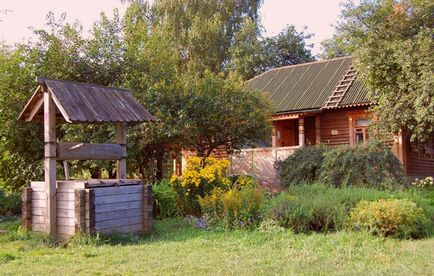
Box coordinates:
[0,217,433,275]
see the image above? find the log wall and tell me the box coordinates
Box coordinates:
[405,133,434,178]
[319,109,351,146]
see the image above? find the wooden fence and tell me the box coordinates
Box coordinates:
[229,146,299,190]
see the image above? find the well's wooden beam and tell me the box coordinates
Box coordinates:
[57,143,126,161]
[44,89,57,235]
[116,123,127,179]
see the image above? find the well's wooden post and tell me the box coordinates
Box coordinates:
[298,117,305,147]
[44,89,57,235]
[116,123,127,179]
[143,185,153,234]
[22,187,32,230]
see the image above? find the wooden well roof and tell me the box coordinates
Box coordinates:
[247,56,370,114]
[18,77,155,123]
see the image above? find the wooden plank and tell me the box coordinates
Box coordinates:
[57,192,75,201]
[93,185,143,197]
[30,181,45,188]
[85,189,95,234]
[32,215,45,224]
[22,187,32,230]
[57,180,87,189]
[143,184,153,234]
[95,201,143,214]
[57,225,75,235]
[32,223,47,232]
[97,223,144,234]
[32,208,46,216]
[44,89,57,236]
[57,217,75,227]
[95,208,142,222]
[95,215,143,229]
[57,142,125,161]
[31,199,46,208]
[74,190,86,232]
[57,208,75,218]
[57,200,74,210]
[31,192,46,200]
[94,193,142,205]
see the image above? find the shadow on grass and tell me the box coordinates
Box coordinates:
[1,216,229,247]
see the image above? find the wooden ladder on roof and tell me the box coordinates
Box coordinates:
[323,65,358,109]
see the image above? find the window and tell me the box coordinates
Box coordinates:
[350,116,371,145]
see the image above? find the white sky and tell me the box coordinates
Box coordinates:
[0,0,343,56]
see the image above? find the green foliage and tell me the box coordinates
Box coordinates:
[323,0,434,140]
[152,179,179,219]
[0,190,21,216]
[263,183,434,235]
[180,72,272,159]
[276,141,405,189]
[259,26,314,72]
[263,189,348,233]
[320,141,405,188]
[275,145,328,187]
[348,199,429,238]
[199,186,264,229]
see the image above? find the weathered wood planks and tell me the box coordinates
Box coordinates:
[22,188,32,230]
[24,183,152,237]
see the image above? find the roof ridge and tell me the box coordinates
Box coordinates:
[247,56,352,83]
[37,77,130,92]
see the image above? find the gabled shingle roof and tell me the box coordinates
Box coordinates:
[248,56,370,114]
[18,78,155,123]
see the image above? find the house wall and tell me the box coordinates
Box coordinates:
[305,116,316,146]
[319,109,352,146]
[405,133,434,177]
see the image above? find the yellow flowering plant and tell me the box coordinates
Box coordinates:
[171,157,231,215]
[347,198,429,238]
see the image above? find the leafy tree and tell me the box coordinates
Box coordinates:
[180,72,272,161]
[260,26,315,72]
[325,0,433,140]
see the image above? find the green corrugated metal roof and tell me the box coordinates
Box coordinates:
[248,56,370,113]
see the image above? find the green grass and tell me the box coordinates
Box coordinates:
[1,217,433,275]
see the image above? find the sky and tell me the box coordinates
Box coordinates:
[0,0,343,57]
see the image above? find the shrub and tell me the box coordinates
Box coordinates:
[199,186,264,229]
[320,141,405,188]
[412,177,434,189]
[348,199,429,238]
[171,157,231,215]
[263,189,347,233]
[152,179,179,219]
[262,183,434,235]
[275,145,327,187]
[0,190,21,216]
[229,175,258,190]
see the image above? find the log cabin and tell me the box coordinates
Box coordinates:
[245,56,434,179]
